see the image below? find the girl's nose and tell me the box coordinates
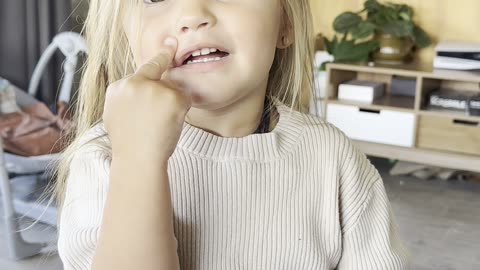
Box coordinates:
[176,2,216,34]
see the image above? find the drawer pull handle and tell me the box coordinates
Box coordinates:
[359,108,381,114]
[453,119,479,126]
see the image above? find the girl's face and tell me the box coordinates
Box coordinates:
[124,0,287,109]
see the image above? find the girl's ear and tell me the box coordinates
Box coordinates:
[277,10,293,49]
[277,34,293,49]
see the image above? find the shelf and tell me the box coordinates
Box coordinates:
[325,62,480,172]
[327,62,422,77]
[423,69,480,83]
[327,95,416,113]
[352,140,480,173]
[327,62,480,83]
[418,110,480,123]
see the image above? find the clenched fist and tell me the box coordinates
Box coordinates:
[103,37,191,163]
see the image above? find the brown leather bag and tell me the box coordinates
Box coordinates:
[0,101,72,157]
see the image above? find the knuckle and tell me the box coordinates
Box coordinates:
[124,76,141,88]
[164,91,187,113]
[156,53,170,68]
[161,88,178,103]
[142,80,160,94]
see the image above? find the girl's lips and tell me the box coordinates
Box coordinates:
[174,54,230,73]
[174,43,230,67]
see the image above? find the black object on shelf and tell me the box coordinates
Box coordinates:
[391,76,417,97]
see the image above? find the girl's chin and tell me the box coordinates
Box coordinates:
[189,94,228,108]
[172,81,246,109]
[180,86,225,103]
[189,93,244,111]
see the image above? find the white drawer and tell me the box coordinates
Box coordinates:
[326,103,416,147]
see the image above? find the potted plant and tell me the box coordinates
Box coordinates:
[332,0,432,64]
[320,30,379,71]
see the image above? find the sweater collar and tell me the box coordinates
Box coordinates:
[177,103,305,161]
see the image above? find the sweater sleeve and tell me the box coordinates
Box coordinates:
[335,134,410,269]
[57,132,111,270]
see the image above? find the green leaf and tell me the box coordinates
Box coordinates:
[413,26,432,48]
[334,39,379,63]
[372,15,386,26]
[323,35,339,55]
[333,12,363,34]
[323,37,333,55]
[358,0,430,50]
[399,12,411,21]
[320,61,331,71]
[384,9,399,22]
[380,21,414,37]
[351,21,376,40]
[398,5,413,21]
[364,0,381,13]
[332,35,339,51]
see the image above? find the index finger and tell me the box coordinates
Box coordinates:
[135,37,178,81]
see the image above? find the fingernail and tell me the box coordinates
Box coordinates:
[164,37,177,47]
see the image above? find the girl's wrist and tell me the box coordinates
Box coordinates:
[109,155,170,186]
[111,147,170,170]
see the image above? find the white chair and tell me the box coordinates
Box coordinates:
[0,32,87,260]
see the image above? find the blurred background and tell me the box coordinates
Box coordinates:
[0,0,479,269]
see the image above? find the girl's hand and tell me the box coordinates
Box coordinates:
[103,37,191,163]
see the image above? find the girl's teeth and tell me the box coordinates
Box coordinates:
[192,50,201,57]
[185,47,224,65]
[191,48,219,57]
[201,48,211,55]
[186,57,223,64]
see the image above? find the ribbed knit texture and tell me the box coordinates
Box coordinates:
[58,103,409,270]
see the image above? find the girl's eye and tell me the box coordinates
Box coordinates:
[144,0,165,3]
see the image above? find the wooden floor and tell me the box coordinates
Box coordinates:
[0,157,479,270]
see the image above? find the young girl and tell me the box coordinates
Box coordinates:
[55,0,409,269]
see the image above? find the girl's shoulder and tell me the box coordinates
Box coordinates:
[79,121,109,145]
[281,107,366,166]
[73,121,112,162]
[279,105,351,146]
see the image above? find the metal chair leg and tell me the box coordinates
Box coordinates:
[0,141,46,260]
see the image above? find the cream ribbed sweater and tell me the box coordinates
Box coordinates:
[58,104,409,270]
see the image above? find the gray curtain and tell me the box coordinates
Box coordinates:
[0,0,72,105]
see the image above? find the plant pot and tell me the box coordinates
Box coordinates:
[373,33,414,65]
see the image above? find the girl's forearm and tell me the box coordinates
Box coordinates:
[91,156,179,270]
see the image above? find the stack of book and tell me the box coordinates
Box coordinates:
[427,89,480,116]
[469,95,480,116]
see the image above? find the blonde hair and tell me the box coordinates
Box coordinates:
[51,0,314,213]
